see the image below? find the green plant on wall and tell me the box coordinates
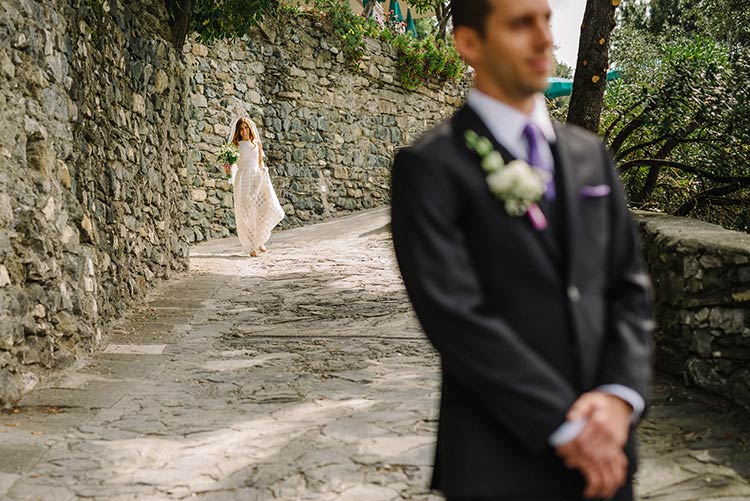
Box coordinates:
[189,0,278,41]
[392,35,464,90]
[312,0,376,63]
[168,0,277,47]
[311,0,465,88]
[182,0,466,89]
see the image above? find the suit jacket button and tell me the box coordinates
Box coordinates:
[567,285,581,302]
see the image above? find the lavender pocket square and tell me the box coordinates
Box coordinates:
[580,184,611,198]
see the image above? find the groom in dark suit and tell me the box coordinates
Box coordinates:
[390,0,653,499]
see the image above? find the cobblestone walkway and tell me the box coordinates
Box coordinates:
[1,208,749,500]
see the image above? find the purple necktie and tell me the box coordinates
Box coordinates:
[523,123,555,200]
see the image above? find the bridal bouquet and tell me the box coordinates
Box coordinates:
[217,143,239,178]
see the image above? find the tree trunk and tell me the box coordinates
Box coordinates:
[165,0,192,50]
[436,3,451,41]
[566,0,619,133]
[363,0,375,19]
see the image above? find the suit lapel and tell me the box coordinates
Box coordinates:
[551,123,582,284]
[452,105,563,264]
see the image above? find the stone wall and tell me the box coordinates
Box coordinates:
[0,0,190,405]
[636,212,750,412]
[184,16,467,241]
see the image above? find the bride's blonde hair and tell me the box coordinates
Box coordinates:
[231,117,256,146]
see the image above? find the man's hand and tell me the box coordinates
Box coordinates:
[556,391,633,499]
[557,440,627,499]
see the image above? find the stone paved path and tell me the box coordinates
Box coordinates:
[1,208,749,500]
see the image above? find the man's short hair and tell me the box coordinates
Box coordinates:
[450,0,494,37]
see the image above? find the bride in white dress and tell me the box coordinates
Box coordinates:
[229,116,285,257]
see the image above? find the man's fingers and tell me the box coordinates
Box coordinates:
[582,449,628,499]
[567,392,605,421]
[599,450,623,499]
[581,457,606,499]
[558,425,630,499]
[579,410,618,452]
[567,396,593,421]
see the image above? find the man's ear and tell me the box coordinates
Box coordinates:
[453,26,482,69]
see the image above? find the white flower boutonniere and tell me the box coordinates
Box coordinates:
[465,130,549,231]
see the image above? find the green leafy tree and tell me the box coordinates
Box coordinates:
[617,0,648,31]
[191,0,279,40]
[552,53,572,79]
[695,0,750,46]
[408,0,450,40]
[603,26,750,230]
[166,0,279,48]
[647,0,698,33]
[414,16,437,39]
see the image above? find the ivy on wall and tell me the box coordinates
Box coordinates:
[185,0,467,90]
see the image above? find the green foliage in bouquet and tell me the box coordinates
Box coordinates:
[217,143,239,178]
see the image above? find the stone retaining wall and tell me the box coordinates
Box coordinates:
[184,16,468,242]
[0,0,189,405]
[0,5,466,405]
[636,211,750,412]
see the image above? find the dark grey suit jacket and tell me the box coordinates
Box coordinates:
[390,105,653,498]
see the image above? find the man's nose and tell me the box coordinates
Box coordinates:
[535,20,553,49]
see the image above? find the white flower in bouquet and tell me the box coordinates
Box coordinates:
[217,143,239,179]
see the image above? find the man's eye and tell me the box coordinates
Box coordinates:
[511,16,540,28]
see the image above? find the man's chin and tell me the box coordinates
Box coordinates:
[524,80,550,96]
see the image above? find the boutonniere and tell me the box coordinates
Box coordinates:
[464,130,549,231]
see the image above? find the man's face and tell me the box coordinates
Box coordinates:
[457,0,554,102]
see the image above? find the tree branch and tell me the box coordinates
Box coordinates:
[165,0,192,49]
[604,96,650,145]
[615,136,725,160]
[609,100,659,155]
[675,184,746,216]
[617,159,750,185]
[632,121,702,202]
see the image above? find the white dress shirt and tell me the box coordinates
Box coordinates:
[466,89,556,168]
[465,88,645,446]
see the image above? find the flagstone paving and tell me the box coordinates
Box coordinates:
[0,207,748,500]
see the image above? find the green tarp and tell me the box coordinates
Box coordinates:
[545,69,622,99]
[388,0,403,22]
[405,8,417,37]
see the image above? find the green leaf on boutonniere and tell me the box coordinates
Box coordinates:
[481,151,505,173]
[465,130,495,158]
[475,137,494,157]
[465,130,480,149]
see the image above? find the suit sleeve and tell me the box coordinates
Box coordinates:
[391,147,578,453]
[598,142,653,407]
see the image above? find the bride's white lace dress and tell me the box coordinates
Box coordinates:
[233,138,284,252]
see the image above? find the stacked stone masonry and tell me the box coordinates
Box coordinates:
[0,5,466,405]
[6,1,747,422]
[635,211,750,413]
[185,17,467,241]
[0,0,190,405]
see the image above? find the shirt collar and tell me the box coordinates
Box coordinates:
[466,88,556,158]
